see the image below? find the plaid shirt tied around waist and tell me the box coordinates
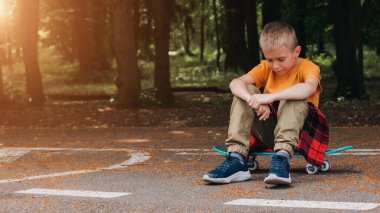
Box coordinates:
[249,102,329,167]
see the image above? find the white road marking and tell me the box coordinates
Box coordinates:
[162,148,211,152]
[225,199,379,211]
[332,153,378,156]
[175,152,219,156]
[0,149,150,184]
[1,147,133,152]
[115,138,150,143]
[349,149,380,152]
[0,149,31,163]
[108,151,150,169]
[331,149,380,156]
[15,188,130,198]
[0,147,138,164]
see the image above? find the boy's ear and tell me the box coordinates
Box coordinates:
[294,46,301,56]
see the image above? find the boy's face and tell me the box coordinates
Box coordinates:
[262,45,301,76]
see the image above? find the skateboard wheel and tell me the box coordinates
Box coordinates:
[248,160,259,171]
[321,160,330,172]
[247,156,258,171]
[305,163,319,175]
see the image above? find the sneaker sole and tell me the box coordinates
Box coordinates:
[264,174,291,185]
[202,171,252,184]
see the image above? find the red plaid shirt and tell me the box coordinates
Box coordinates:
[249,102,329,167]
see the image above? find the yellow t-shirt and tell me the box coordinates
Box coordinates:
[247,58,322,106]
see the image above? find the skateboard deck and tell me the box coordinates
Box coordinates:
[213,145,353,156]
[213,145,353,174]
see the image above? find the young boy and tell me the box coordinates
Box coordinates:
[203,21,325,185]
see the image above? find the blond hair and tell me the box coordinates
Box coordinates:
[259,22,298,51]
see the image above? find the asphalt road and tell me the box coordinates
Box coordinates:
[0,127,379,212]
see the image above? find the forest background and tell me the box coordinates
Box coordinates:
[0,0,379,128]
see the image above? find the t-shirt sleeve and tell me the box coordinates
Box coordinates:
[301,60,321,82]
[247,60,269,88]
[301,60,322,92]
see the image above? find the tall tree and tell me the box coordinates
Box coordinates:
[357,0,371,89]
[284,0,307,57]
[246,0,260,69]
[16,0,44,105]
[212,0,221,70]
[88,0,111,73]
[183,1,196,56]
[150,0,175,104]
[224,0,249,72]
[73,0,92,75]
[0,66,4,106]
[0,5,6,106]
[200,0,206,61]
[363,0,380,55]
[112,0,141,107]
[262,0,282,27]
[329,0,367,99]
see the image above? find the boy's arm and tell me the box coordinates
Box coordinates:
[230,74,271,121]
[249,77,319,108]
[229,73,256,102]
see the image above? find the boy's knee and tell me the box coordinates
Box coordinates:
[246,85,261,95]
[278,100,308,121]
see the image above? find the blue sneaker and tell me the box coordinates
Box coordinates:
[264,155,291,185]
[203,154,251,184]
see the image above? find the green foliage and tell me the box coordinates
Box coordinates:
[363,0,380,51]
[363,49,380,78]
[138,60,155,90]
[2,47,116,99]
[170,54,238,89]
[310,51,335,79]
[39,0,77,61]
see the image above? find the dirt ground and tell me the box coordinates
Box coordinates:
[0,92,379,129]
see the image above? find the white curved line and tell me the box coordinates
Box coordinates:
[0,150,150,184]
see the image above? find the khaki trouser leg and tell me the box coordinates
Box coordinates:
[274,100,309,157]
[226,85,260,157]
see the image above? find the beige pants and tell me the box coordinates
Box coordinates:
[226,85,309,158]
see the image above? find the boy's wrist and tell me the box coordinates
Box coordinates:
[245,94,251,102]
[270,93,279,102]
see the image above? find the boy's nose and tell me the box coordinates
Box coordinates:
[272,63,280,70]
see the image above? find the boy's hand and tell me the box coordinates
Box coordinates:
[247,94,275,109]
[256,104,270,121]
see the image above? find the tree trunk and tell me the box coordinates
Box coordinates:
[151,0,174,105]
[224,0,249,72]
[212,0,221,70]
[184,15,193,56]
[356,0,371,97]
[200,0,206,62]
[73,0,92,75]
[317,34,325,54]
[17,0,44,105]
[292,0,307,57]
[133,0,142,90]
[112,0,141,107]
[329,0,366,99]
[262,0,282,27]
[0,63,4,107]
[134,0,140,41]
[246,0,260,69]
[89,0,111,73]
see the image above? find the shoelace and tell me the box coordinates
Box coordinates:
[216,155,239,171]
[270,156,287,170]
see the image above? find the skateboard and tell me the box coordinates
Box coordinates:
[213,145,353,174]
